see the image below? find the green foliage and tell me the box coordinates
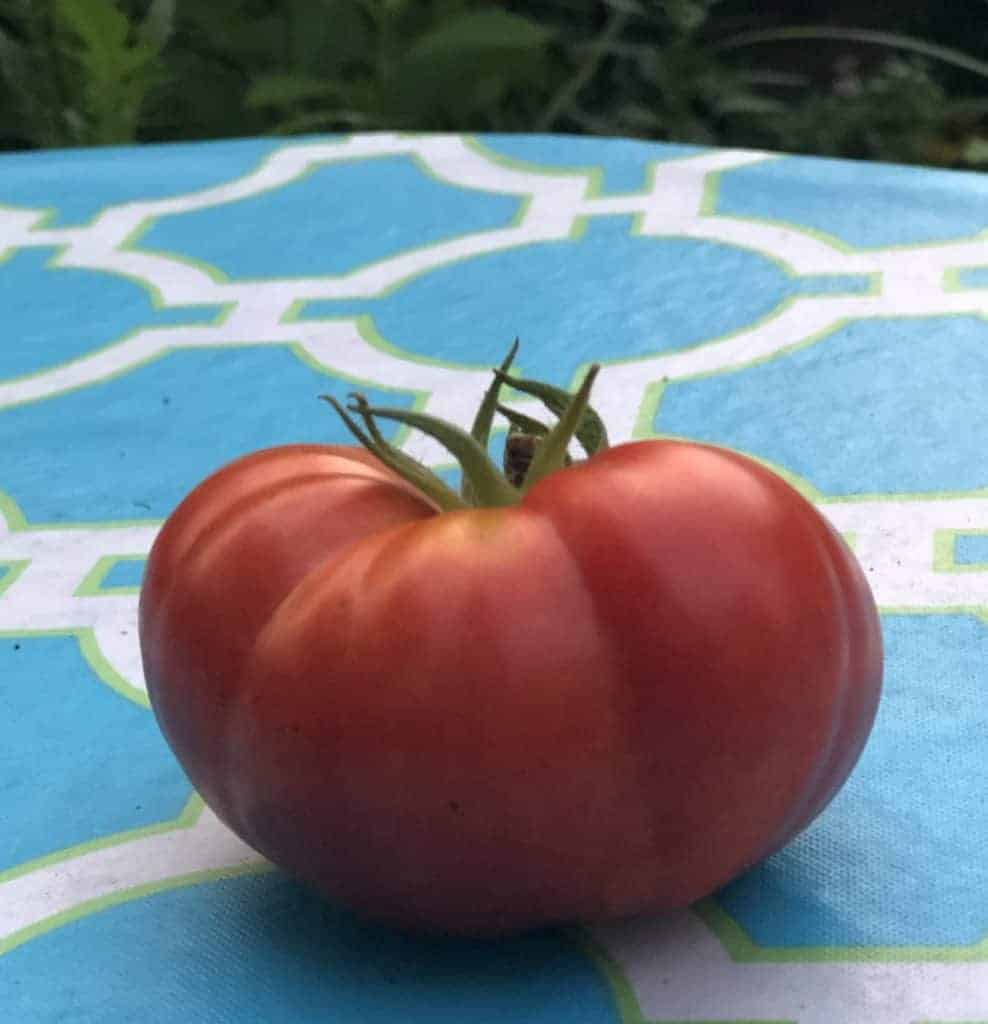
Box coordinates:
[535,1,988,167]
[760,58,957,166]
[0,0,173,146]
[0,0,985,168]
[244,2,555,131]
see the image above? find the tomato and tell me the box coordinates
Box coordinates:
[140,418,882,935]
[139,444,437,824]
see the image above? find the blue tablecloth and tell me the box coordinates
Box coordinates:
[1,132,986,1022]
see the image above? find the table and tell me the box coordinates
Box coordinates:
[1,132,986,1022]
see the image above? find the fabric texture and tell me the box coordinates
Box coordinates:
[1,133,986,1022]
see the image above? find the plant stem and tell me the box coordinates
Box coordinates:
[321,395,467,512]
[470,339,519,448]
[464,339,519,503]
[522,364,600,492]
[495,404,551,437]
[493,369,609,455]
[714,26,988,81]
[537,4,630,131]
[349,398,519,508]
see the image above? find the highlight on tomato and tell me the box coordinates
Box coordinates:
[139,342,883,936]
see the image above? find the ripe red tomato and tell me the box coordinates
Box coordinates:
[140,435,882,936]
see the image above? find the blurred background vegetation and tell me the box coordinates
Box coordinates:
[1,0,986,166]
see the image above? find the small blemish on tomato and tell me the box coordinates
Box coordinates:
[448,800,463,815]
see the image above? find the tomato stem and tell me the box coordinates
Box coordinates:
[497,405,575,486]
[521,364,601,492]
[321,345,606,511]
[495,403,551,438]
[346,398,520,508]
[320,395,468,512]
[492,367,609,456]
[464,339,519,503]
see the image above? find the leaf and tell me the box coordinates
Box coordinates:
[663,0,717,36]
[139,0,175,52]
[617,101,665,133]
[144,48,264,140]
[431,0,478,21]
[601,0,648,15]
[246,70,386,133]
[57,0,130,62]
[182,6,286,67]
[738,69,810,89]
[0,26,32,96]
[55,0,164,144]
[0,26,41,143]
[388,8,552,123]
[245,74,345,109]
[962,137,988,165]
[0,4,76,148]
[287,0,373,72]
[403,7,552,62]
[272,108,380,135]
[950,97,988,117]
[717,91,789,116]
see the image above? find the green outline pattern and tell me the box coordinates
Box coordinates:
[0,793,204,889]
[944,265,988,293]
[568,929,648,1023]
[933,528,988,573]
[0,488,159,532]
[4,135,988,1018]
[464,135,602,197]
[0,558,29,597]
[572,928,796,1024]
[8,242,232,341]
[0,862,274,958]
[0,140,300,232]
[74,554,147,596]
[700,165,988,254]
[696,899,988,965]
[0,627,149,709]
[122,149,531,289]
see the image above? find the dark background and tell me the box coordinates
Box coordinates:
[1,0,986,166]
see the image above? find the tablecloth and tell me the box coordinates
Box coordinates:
[1,131,986,1022]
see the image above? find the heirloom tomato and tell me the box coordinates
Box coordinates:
[140,353,882,936]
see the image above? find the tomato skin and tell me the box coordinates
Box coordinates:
[139,445,437,834]
[140,439,882,935]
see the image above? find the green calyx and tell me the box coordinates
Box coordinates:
[321,343,608,510]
